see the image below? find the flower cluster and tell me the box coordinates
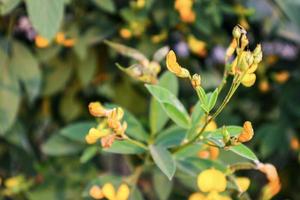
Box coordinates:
[85,102,128,148]
[189,168,250,200]
[174,0,196,23]
[35,32,76,48]
[89,183,130,200]
[227,25,263,87]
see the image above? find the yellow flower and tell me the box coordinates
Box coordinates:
[189,192,206,200]
[102,183,130,200]
[290,136,299,151]
[35,35,50,48]
[119,28,132,39]
[238,121,254,143]
[89,185,104,199]
[166,50,190,78]
[85,128,110,144]
[174,0,196,23]
[55,32,76,47]
[206,191,231,200]
[274,71,290,84]
[198,146,219,160]
[188,35,207,57]
[5,176,21,188]
[259,80,270,93]
[89,102,107,117]
[241,73,256,87]
[236,177,250,192]
[197,168,227,193]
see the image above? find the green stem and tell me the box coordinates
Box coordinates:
[125,136,148,150]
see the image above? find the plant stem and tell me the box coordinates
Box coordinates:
[125,136,148,150]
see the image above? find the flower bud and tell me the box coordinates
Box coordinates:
[232,26,242,39]
[89,185,104,199]
[238,121,254,142]
[240,34,249,50]
[191,74,201,88]
[178,68,191,78]
[89,102,107,117]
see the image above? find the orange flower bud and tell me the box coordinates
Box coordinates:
[119,28,132,39]
[89,102,107,117]
[101,134,116,148]
[166,50,190,78]
[238,121,254,143]
[259,80,270,93]
[35,35,50,48]
[290,136,299,151]
[89,185,104,199]
[274,71,290,84]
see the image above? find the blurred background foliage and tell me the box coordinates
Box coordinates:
[0,0,300,199]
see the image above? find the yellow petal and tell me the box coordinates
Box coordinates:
[247,63,258,74]
[166,50,182,74]
[89,185,104,199]
[242,73,256,87]
[238,121,254,143]
[89,102,107,117]
[206,191,231,200]
[35,35,50,48]
[236,177,250,192]
[205,120,217,132]
[116,183,130,200]
[102,183,116,200]
[55,32,65,44]
[188,192,206,200]
[197,168,227,193]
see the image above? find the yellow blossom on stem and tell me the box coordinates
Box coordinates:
[197,168,227,193]
[189,192,206,200]
[188,35,207,57]
[89,102,107,117]
[166,50,190,78]
[236,177,250,192]
[102,183,130,200]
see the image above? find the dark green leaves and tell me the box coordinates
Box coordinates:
[10,42,41,102]
[26,0,65,40]
[0,49,20,134]
[149,145,176,180]
[146,84,190,129]
[153,170,173,200]
[93,0,116,14]
[42,134,83,156]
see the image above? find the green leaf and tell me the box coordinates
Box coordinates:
[129,186,144,200]
[275,0,300,28]
[187,101,205,139]
[153,169,173,200]
[123,110,149,142]
[42,134,83,156]
[207,88,218,111]
[149,145,176,180]
[146,84,190,129]
[42,61,72,96]
[104,140,146,154]
[228,144,258,162]
[76,50,97,87]
[10,41,41,102]
[93,0,116,13]
[155,126,185,148]
[0,0,21,15]
[60,121,95,143]
[80,146,98,163]
[150,71,178,134]
[0,49,20,134]
[26,0,64,40]
[59,87,82,122]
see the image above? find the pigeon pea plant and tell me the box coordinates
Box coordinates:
[82,26,280,200]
